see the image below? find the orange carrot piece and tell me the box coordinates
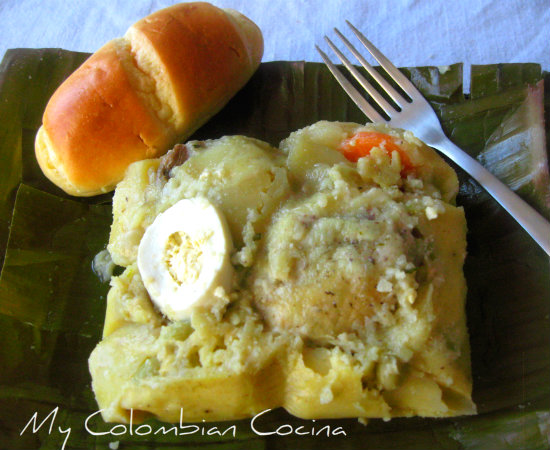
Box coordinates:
[338,131,413,173]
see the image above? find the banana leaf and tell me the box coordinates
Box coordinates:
[0,49,548,450]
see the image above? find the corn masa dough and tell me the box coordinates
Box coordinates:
[89,121,476,423]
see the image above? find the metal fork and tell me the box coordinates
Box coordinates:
[316,22,550,257]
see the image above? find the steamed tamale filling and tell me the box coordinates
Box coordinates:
[89,120,475,423]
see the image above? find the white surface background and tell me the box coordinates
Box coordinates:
[1,0,549,92]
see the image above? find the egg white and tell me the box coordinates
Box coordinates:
[137,197,234,321]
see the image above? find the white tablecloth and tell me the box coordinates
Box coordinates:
[1,0,549,92]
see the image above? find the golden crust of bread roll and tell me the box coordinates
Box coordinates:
[36,40,173,196]
[35,2,263,196]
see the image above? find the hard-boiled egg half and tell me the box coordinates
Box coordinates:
[137,197,234,321]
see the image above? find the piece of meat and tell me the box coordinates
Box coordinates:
[157,144,190,179]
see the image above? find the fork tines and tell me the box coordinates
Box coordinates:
[316,22,550,257]
[316,22,416,124]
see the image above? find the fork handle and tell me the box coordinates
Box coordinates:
[432,138,550,257]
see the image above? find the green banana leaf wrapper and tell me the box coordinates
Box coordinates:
[0,49,549,450]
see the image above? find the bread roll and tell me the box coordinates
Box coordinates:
[35,2,263,196]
